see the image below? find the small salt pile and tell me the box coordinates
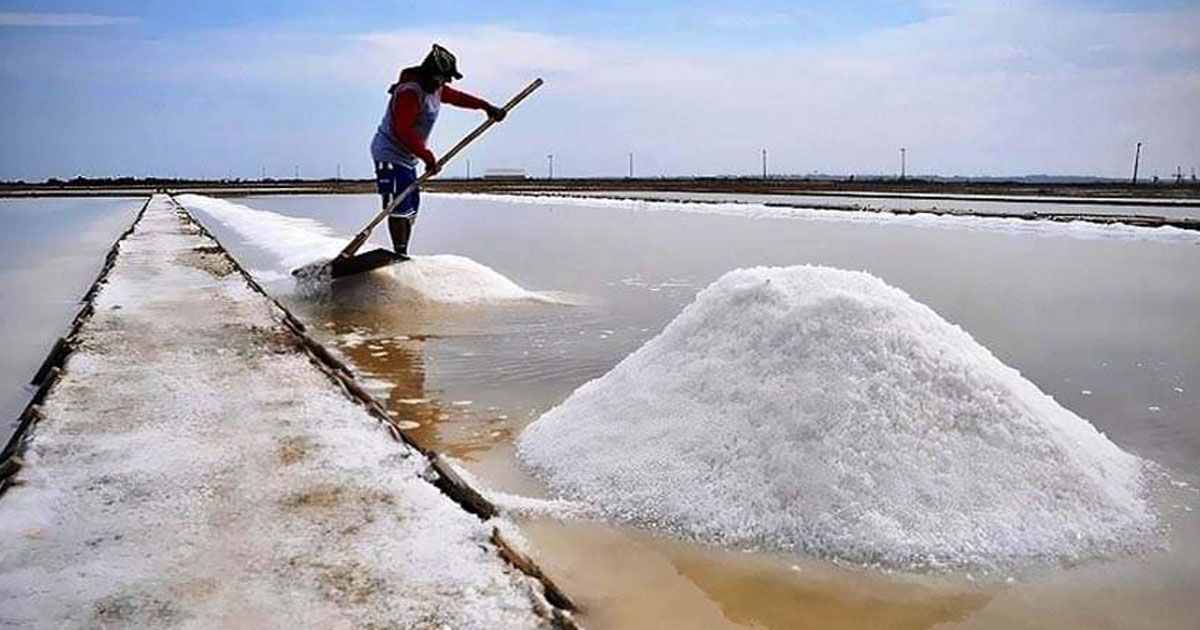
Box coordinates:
[518,265,1156,571]
[179,194,552,305]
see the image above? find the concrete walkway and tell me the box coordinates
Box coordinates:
[0,195,557,628]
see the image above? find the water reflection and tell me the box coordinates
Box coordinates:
[665,542,993,630]
[315,300,522,462]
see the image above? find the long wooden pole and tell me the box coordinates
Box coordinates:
[336,78,544,260]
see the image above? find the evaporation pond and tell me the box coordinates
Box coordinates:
[185,192,1200,630]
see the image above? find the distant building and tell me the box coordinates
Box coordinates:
[483,168,528,180]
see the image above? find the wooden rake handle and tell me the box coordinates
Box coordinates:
[337,77,545,260]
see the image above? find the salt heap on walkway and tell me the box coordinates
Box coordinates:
[518,265,1156,571]
[178,194,548,305]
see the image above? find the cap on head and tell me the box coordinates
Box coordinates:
[420,43,463,82]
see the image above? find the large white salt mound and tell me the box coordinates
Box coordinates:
[518,265,1157,571]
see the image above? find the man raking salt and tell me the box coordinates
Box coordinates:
[293,45,542,280]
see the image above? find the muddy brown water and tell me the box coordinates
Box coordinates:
[8,193,1197,628]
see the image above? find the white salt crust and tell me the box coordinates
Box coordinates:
[436,192,1200,244]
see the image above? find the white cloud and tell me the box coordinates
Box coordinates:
[0,12,137,27]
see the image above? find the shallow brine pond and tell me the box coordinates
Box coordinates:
[188,192,1200,630]
[0,197,142,424]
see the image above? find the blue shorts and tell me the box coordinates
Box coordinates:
[375,161,419,218]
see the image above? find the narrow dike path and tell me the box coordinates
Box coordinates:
[0,194,575,628]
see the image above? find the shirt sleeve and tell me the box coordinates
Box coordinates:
[389,90,434,163]
[440,85,489,110]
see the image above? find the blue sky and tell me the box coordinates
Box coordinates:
[1,0,1197,180]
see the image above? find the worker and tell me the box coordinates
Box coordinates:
[370,44,506,259]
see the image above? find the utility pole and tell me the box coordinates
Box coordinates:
[761,149,768,178]
[336,163,341,180]
[628,152,634,178]
[547,154,554,179]
[294,164,300,180]
[1175,166,1183,185]
[900,147,907,180]
[466,159,471,179]
[1131,142,1142,185]
[261,166,266,180]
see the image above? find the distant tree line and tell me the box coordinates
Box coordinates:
[1,173,1196,192]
